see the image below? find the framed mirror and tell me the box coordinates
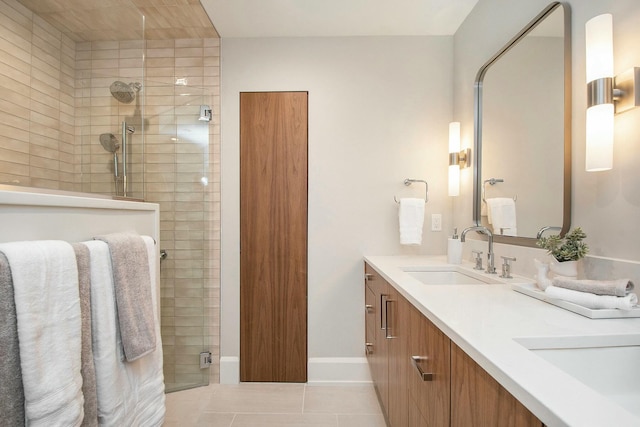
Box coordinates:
[473,2,571,247]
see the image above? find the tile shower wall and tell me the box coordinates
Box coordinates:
[0,0,76,190]
[0,0,221,386]
[75,39,145,197]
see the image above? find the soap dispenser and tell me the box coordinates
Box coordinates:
[447,228,462,264]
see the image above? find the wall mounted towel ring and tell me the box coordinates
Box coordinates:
[394,179,428,203]
[482,178,517,203]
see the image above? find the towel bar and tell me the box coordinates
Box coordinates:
[394,179,428,203]
[482,178,517,203]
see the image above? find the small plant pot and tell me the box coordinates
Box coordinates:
[549,260,578,278]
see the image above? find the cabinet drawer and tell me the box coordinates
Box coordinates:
[407,305,451,427]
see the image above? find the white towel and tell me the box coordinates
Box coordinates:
[0,241,84,427]
[399,198,424,245]
[486,197,517,236]
[84,238,165,427]
[545,285,638,310]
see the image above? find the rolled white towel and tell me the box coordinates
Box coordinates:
[551,276,633,297]
[545,285,638,310]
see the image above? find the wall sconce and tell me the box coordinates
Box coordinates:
[585,14,640,172]
[448,122,470,197]
[199,105,212,122]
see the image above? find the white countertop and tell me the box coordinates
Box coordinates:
[364,255,640,427]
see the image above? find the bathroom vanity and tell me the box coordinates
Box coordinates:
[364,256,640,427]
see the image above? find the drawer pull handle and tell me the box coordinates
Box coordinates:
[411,356,434,381]
[365,273,374,281]
[365,304,373,313]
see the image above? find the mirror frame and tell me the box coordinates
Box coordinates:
[473,1,572,247]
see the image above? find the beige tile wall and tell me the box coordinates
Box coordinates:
[0,0,76,190]
[1,0,221,388]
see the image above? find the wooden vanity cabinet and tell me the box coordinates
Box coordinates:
[364,262,543,427]
[451,343,543,427]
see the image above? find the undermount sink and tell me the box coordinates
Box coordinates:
[516,335,640,418]
[402,266,501,285]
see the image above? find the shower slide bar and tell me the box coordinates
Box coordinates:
[121,121,135,198]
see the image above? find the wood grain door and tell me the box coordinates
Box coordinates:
[387,287,409,427]
[240,91,308,382]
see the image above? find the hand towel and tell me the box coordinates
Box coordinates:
[545,285,638,310]
[486,197,517,236]
[95,232,156,362]
[0,240,84,427]
[84,239,165,427]
[399,198,424,245]
[72,243,99,427]
[551,276,634,297]
[0,252,25,426]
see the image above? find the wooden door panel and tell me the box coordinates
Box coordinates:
[387,288,409,427]
[240,92,308,382]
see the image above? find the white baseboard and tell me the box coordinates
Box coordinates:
[220,356,239,384]
[307,357,372,386]
[220,356,372,385]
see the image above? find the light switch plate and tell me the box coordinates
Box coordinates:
[431,214,442,231]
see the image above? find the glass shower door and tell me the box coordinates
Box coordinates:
[145,81,212,391]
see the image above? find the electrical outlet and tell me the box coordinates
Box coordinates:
[431,214,442,231]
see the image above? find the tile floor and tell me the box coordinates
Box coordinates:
[163,383,386,427]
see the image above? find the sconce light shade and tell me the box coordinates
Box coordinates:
[585,14,614,172]
[585,104,614,171]
[448,122,461,197]
[585,14,613,83]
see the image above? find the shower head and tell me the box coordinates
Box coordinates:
[109,81,141,104]
[99,133,120,153]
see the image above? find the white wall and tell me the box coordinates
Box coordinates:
[454,0,640,280]
[220,36,453,382]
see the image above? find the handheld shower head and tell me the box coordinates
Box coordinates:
[99,133,120,153]
[109,81,141,104]
[99,133,121,185]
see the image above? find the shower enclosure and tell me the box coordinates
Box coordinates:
[76,38,216,393]
[0,0,220,392]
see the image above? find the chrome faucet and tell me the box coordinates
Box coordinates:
[461,226,496,274]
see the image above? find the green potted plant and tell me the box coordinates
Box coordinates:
[537,227,588,277]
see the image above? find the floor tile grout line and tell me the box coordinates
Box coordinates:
[301,383,307,414]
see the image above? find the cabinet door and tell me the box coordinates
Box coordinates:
[387,287,409,427]
[407,305,451,427]
[451,342,543,427]
[365,264,389,414]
